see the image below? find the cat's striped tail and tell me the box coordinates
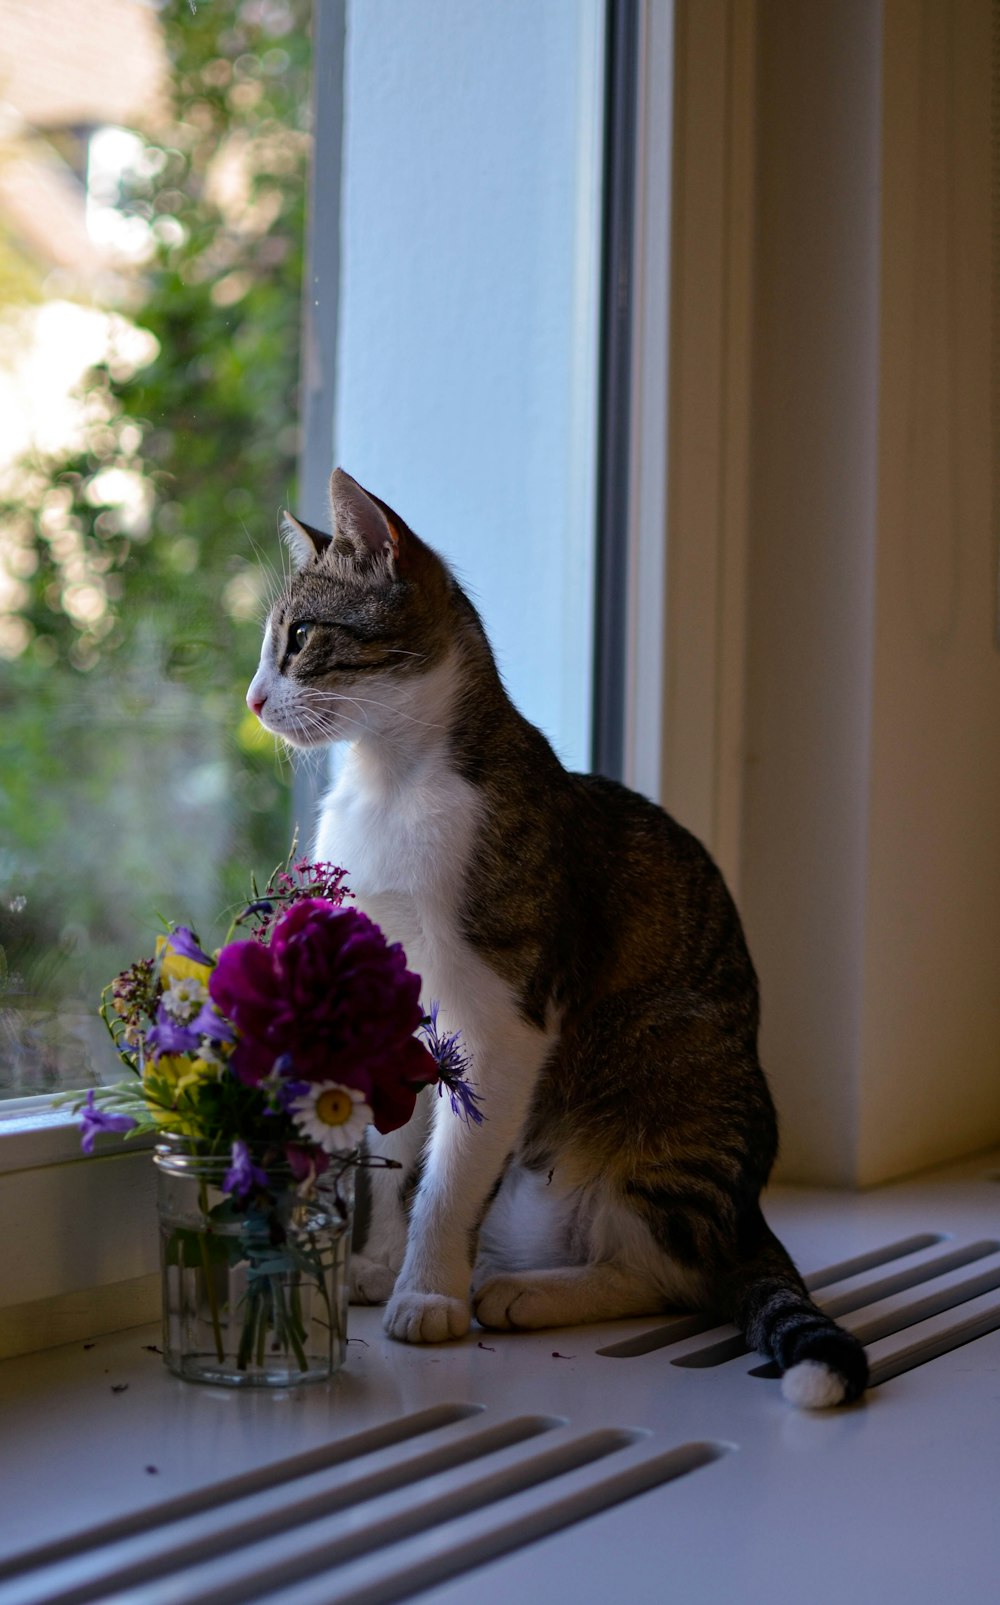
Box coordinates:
[725,1211,869,1409]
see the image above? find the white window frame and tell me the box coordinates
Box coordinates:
[0,1,346,1356]
[0,0,755,1354]
[631,0,756,899]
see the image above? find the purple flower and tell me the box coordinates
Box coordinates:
[223,1139,268,1200]
[264,1061,309,1114]
[441,1077,486,1126]
[189,1001,235,1045]
[146,1000,234,1060]
[166,927,213,967]
[208,899,437,1133]
[419,1003,485,1126]
[146,1006,201,1059]
[79,1090,137,1155]
[284,1142,328,1185]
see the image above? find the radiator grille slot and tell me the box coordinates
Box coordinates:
[866,1296,1000,1386]
[0,1403,480,1590]
[309,1441,729,1605]
[0,1408,727,1605]
[675,1238,1000,1371]
[597,1232,947,1360]
[594,1231,1000,1394]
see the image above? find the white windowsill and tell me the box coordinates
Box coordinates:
[3,1154,1000,1603]
[0,1094,154,1174]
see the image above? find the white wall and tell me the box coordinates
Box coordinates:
[857,0,1000,1180]
[739,0,882,1184]
[334,0,605,771]
[668,0,1000,1186]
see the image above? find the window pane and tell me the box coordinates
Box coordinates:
[334,0,605,770]
[0,0,311,1098]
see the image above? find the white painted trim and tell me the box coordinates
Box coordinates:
[0,1144,159,1340]
[0,1093,158,1354]
[0,1273,160,1363]
[655,0,757,893]
[710,0,756,894]
[622,0,673,806]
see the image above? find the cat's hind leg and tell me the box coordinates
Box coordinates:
[472,1169,695,1330]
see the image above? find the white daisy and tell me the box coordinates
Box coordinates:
[196,1039,228,1076]
[290,1081,372,1154]
[162,975,208,1021]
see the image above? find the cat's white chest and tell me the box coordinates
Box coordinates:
[313,743,480,988]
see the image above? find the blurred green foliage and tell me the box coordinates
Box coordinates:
[0,0,313,1087]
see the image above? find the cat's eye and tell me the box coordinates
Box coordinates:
[288,622,312,654]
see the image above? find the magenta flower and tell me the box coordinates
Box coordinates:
[208,899,437,1133]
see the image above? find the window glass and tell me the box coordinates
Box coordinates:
[0,0,311,1098]
[334,0,605,771]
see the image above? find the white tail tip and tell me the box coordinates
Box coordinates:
[781,1358,848,1409]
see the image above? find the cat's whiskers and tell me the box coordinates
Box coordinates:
[242,523,286,616]
[288,738,329,778]
[267,512,295,590]
[284,705,351,741]
[309,687,448,734]
[287,700,373,747]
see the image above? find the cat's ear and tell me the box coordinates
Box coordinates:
[329,468,400,567]
[280,510,332,569]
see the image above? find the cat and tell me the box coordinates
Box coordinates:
[246,467,869,1409]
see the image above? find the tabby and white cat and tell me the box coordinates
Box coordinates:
[247,468,868,1409]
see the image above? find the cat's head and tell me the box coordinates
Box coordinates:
[247,469,456,748]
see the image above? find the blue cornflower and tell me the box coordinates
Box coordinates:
[419,1003,485,1126]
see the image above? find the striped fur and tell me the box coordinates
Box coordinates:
[248,470,868,1407]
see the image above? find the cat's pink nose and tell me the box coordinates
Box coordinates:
[247,689,267,717]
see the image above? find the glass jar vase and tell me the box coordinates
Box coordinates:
[154,1140,355,1387]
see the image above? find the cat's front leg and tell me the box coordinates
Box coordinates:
[350,1092,430,1305]
[384,1003,552,1344]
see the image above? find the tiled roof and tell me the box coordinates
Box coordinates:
[0,0,168,131]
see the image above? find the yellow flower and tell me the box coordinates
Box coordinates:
[155,933,213,989]
[143,1054,218,1132]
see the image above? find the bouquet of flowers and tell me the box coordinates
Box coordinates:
[68,853,481,1384]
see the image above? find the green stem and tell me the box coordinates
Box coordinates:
[314,1236,335,1336]
[273,1277,309,1372]
[289,1275,304,1342]
[197,1181,225,1363]
[255,1291,268,1368]
[237,1287,260,1372]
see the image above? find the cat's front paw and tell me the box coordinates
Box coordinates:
[383,1289,471,1344]
[349,1254,399,1306]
